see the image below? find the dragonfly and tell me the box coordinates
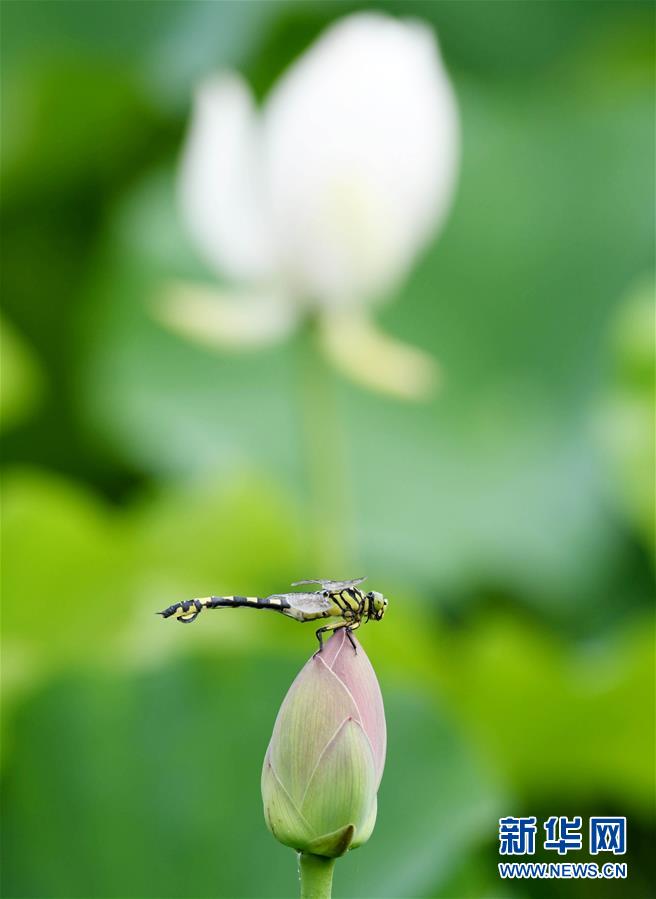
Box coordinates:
[157,577,388,652]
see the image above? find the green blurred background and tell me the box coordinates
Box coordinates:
[1,2,654,897]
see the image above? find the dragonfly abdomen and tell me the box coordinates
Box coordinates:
[206,595,291,611]
[157,594,292,623]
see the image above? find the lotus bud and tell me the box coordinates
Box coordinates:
[262,630,386,862]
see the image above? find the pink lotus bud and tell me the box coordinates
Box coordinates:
[261,630,386,857]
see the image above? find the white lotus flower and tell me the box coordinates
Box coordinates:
[159,12,460,398]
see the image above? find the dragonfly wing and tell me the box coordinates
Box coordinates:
[270,592,334,614]
[291,577,367,591]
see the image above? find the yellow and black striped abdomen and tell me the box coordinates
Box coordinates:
[157,595,292,623]
[204,595,292,612]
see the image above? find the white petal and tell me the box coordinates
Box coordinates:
[178,74,275,284]
[263,13,459,308]
[320,312,440,400]
[154,281,298,350]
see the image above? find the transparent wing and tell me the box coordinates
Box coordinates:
[269,591,334,614]
[291,577,366,591]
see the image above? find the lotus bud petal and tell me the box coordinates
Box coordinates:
[262,630,386,858]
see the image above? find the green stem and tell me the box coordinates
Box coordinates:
[297,319,353,573]
[298,852,336,899]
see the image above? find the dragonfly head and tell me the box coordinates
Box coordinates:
[367,591,388,621]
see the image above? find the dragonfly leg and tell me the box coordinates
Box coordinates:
[345,621,361,654]
[314,626,328,654]
[314,620,361,656]
[314,622,346,656]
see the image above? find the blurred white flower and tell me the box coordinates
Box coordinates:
[158,12,460,398]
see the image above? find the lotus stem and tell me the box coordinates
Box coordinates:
[298,852,336,899]
[298,318,352,571]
